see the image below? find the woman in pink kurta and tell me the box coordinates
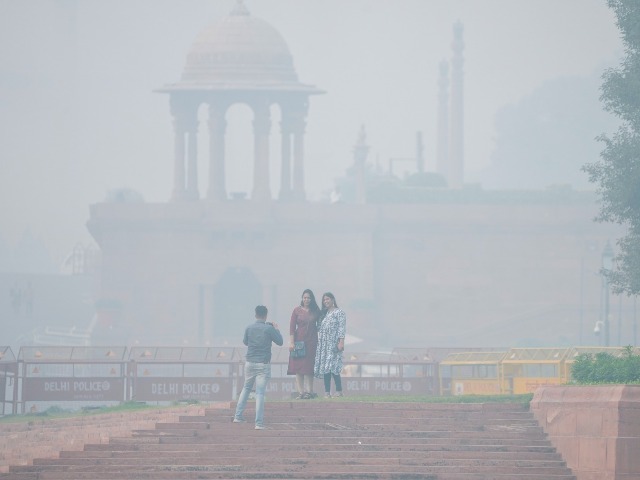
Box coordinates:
[287,289,320,399]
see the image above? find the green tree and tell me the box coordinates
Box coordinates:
[583,0,640,295]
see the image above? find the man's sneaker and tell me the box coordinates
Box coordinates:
[233,418,246,423]
[254,425,267,430]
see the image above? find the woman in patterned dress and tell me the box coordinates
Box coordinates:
[314,292,346,398]
[286,289,320,399]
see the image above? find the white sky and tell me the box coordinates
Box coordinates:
[0,0,624,267]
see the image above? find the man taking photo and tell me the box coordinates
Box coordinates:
[233,305,283,429]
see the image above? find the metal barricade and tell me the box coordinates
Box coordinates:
[0,347,17,415]
[17,346,128,414]
[129,347,243,404]
[341,351,436,396]
[7,344,538,409]
[254,347,437,399]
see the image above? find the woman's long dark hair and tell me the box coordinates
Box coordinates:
[300,288,320,314]
[320,292,338,319]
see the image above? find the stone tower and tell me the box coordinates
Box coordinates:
[436,59,449,182]
[449,20,464,189]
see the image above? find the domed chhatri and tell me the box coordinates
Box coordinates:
[181,0,298,87]
[157,0,323,204]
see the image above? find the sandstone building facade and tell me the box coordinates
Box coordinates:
[87,2,632,349]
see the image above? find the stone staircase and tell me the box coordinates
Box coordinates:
[0,401,576,479]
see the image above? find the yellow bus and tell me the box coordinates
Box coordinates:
[439,351,507,395]
[501,348,568,394]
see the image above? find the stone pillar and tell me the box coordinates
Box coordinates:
[170,95,187,201]
[449,21,464,189]
[291,100,309,201]
[207,103,227,201]
[251,100,272,201]
[185,116,199,200]
[436,59,449,183]
[170,95,198,201]
[279,109,293,201]
[171,116,186,201]
[292,128,305,201]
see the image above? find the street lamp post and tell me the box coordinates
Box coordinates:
[579,256,585,345]
[601,240,614,347]
[634,296,638,347]
[635,296,638,346]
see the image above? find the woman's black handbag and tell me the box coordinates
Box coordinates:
[290,341,306,358]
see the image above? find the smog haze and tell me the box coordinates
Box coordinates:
[0,0,623,269]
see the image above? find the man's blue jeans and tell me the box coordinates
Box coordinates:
[234,362,271,427]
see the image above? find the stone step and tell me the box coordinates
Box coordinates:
[212,401,531,412]
[199,408,534,419]
[110,434,555,446]
[239,408,530,417]
[57,449,563,461]
[8,463,573,476]
[171,416,541,426]
[191,407,536,415]
[220,402,531,410]
[113,427,551,438]
[0,401,575,480]
[197,405,539,424]
[166,427,547,439]
[0,472,576,480]
[139,422,543,435]
[83,441,559,453]
[19,457,569,469]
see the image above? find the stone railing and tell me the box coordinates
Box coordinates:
[531,385,640,480]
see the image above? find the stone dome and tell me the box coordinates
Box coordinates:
[176,1,307,90]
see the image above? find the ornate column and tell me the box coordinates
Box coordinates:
[207,101,228,201]
[185,115,199,200]
[251,99,272,201]
[278,108,293,201]
[170,95,199,201]
[170,95,187,201]
[291,98,309,201]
